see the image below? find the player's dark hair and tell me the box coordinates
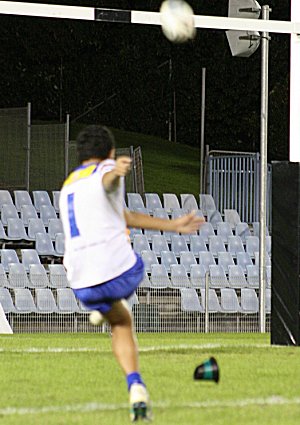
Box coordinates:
[76,125,115,162]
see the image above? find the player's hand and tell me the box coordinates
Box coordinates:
[173,211,205,234]
[114,156,132,177]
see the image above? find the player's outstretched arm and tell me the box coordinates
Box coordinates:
[124,210,205,234]
[102,156,132,192]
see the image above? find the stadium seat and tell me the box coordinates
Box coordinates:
[254,251,271,266]
[209,265,229,288]
[1,249,20,272]
[266,265,272,288]
[133,235,150,255]
[36,288,58,313]
[180,194,199,212]
[40,205,57,226]
[28,264,49,289]
[14,288,37,313]
[144,228,161,242]
[14,190,33,212]
[48,218,63,240]
[127,193,145,211]
[227,235,245,256]
[199,194,216,215]
[54,233,65,256]
[135,207,150,215]
[145,193,163,213]
[8,263,29,288]
[246,265,259,288]
[21,249,41,272]
[208,235,226,257]
[217,252,235,274]
[153,208,169,219]
[207,209,223,229]
[170,264,190,287]
[252,222,269,237]
[141,250,158,272]
[246,236,259,258]
[200,288,221,312]
[220,288,241,313]
[0,190,14,209]
[235,222,251,244]
[35,233,56,257]
[163,193,181,213]
[199,251,216,273]
[56,288,79,313]
[128,227,143,242]
[236,251,253,273]
[6,218,29,242]
[190,264,206,288]
[0,287,16,313]
[171,208,184,220]
[228,265,248,288]
[240,288,259,314]
[170,234,189,256]
[32,191,53,213]
[139,271,151,288]
[189,235,207,257]
[152,234,169,256]
[1,204,19,226]
[48,264,69,288]
[161,250,178,272]
[27,218,47,241]
[217,222,233,243]
[179,251,197,273]
[52,191,60,213]
[0,264,8,287]
[199,222,215,243]
[21,205,38,226]
[150,264,170,288]
[0,221,9,248]
[224,209,241,228]
[180,288,203,312]
[266,235,272,256]
[266,288,271,314]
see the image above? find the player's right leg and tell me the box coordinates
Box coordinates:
[103,300,152,421]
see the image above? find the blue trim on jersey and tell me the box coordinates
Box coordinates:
[67,193,80,237]
[73,254,144,314]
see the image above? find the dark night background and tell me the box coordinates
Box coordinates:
[0,0,291,159]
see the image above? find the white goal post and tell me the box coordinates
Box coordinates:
[0,1,299,161]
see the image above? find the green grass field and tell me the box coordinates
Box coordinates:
[0,333,299,425]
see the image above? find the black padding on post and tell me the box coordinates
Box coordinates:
[271,161,300,346]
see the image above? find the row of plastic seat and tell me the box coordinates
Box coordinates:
[0,190,60,213]
[0,217,63,240]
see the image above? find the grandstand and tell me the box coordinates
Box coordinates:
[0,189,271,334]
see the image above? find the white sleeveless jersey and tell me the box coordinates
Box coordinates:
[59,159,136,289]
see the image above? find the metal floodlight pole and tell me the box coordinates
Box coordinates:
[200,67,206,194]
[26,102,31,191]
[259,5,270,333]
[64,113,70,178]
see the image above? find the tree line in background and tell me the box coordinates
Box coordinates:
[0,0,290,159]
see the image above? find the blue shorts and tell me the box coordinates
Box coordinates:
[73,254,144,314]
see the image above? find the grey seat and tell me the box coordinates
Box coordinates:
[161,250,178,272]
[48,218,63,240]
[35,233,56,256]
[48,264,69,288]
[55,233,65,256]
[220,288,241,313]
[199,194,216,215]
[199,222,215,243]
[14,190,33,212]
[150,264,170,288]
[1,249,20,272]
[56,288,79,313]
[52,191,60,213]
[14,288,37,313]
[208,235,226,257]
[21,205,38,226]
[266,288,271,313]
[36,288,58,313]
[133,235,150,255]
[252,222,269,237]
[190,264,206,288]
[8,263,29,288]
[224,209,241,228]
[217,252,235,274]
[217,222,233,243]
[246,264,259,288]
[27,218,46,241]
[6,218,29,241]
[171,208,184,219]
[228,265,248,288]
[139,271,151,288]
[0,221,9,248]
[200,288,221,312]
[240,288,259,313]
[21,249,41,272]
[235,222,251,244]
[40,205,57,226]
[170,264,190,288]
[209,265,229,288]
[180,288,203,312]
[141,250,158,272]
[179,251,197,273]
[32,191,53,213]
[153,208,169,220]
[266,265,271,288]
[0,264,8,287]
[254,251,271,266]
[144,229,161,242]
[28,264,49,289]
[152,234,169,256]
[0,287,16,313]
[1,204,19,226]
[245,236,259,258]
[170,234,189,256]
[145,193,163,213]
[128,227,143,242]
[190,235,207,257]
[227,235,245,256]
[127,193,145,211]
[199,251,216,273]
[237,251,253,273]
[207,209,223,229]
[180,194,199,212]
[135,207,151,215]
[163,193,180,213]
[0,191,14,209]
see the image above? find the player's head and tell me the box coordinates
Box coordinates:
[77,125,115,163]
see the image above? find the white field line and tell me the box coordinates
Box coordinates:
[0,343,292,354]
[0,396,300,416]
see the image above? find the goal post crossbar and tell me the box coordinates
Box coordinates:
[0,1,299,35]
